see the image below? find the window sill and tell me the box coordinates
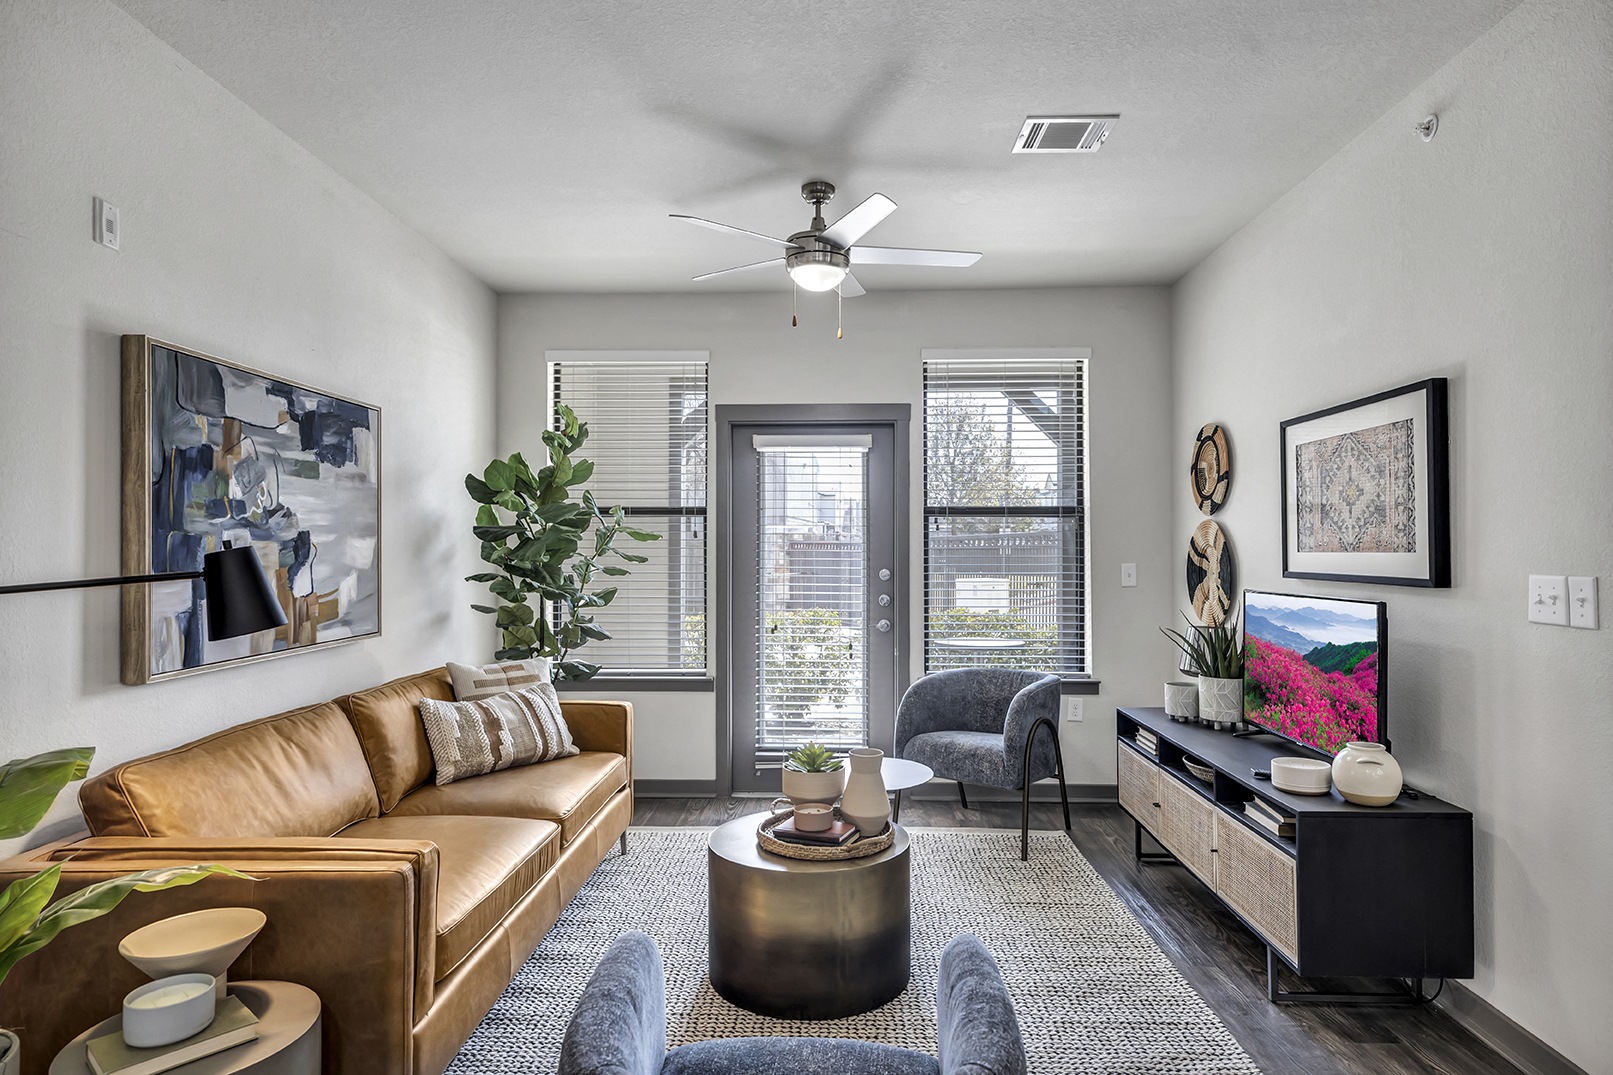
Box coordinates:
[1060,678,1101,696]
[555,677,715,693]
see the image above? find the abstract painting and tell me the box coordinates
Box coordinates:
[1281,378,1449,588]
[121,335,381,683]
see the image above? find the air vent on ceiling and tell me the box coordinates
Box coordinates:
[1013,115,1118,153]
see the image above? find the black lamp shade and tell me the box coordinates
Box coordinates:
[203,544,289,641]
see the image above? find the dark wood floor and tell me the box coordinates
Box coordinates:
[633,796,1522,1075]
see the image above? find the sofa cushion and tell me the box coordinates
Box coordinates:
[663,1039,941,1075]
[386,752,627,847]
[418,684,578,786]
[79,701,379,838]
[448,658,552,700]
[340,814,559,980]
[340,668,455,812]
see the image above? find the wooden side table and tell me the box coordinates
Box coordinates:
[50,982,319,1075]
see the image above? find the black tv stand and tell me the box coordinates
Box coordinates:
[1230,727,1287,740]
[1117,707,1473,1005]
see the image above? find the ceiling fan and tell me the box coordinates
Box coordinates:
[671,180,982,297]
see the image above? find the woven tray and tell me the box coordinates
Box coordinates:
[756,808,895,861]
[1184,757,1216,784]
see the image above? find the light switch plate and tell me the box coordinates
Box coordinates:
[1528,575,1568,626]
[1120,563,1137,588]
[93,197,120,250]
[1568,576,1599,629]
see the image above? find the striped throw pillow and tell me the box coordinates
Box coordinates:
[447,658,553,701]
[418,683,578,786]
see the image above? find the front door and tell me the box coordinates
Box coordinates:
[727,420,902,793]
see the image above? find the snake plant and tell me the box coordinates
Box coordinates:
[1161,609,1245,679]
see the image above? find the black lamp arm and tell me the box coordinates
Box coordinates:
[0,570,204,597]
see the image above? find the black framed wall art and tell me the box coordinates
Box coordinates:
[1280,377,1449,587]
[120,335,382,683]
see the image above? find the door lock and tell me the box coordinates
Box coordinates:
[876,619,892,633]
[878,568,892,581]
[877,594,892,607]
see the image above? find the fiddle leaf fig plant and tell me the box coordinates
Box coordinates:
[0,747,247,988]
[465,405,660,681]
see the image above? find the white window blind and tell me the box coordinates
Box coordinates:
[549,355,708,676]
[922,350,1088,677]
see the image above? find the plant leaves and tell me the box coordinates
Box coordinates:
[464,475,498,504]
[558,660,601,681]
[494,647,531,662]
[599,565,629,576]
[0,865,60,955]
[614,551,649,564]
[489,578,522,603]
[0,864,249,984]
[474,505,500,528]
[622,527,661,542]
[0,748,94,841]
[472,525,521,542]
[579,623,612,641]
[484,458,518,492]
[564,459,594,487]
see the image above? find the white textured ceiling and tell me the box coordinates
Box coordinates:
[113,0,1516,293]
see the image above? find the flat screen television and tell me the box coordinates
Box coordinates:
[1242,589,1387,754]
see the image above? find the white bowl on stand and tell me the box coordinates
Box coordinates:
[1270,757,1332,795]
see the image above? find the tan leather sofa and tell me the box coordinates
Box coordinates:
[0,668,632,1075]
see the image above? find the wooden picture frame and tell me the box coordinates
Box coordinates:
[1280,378,1449,588]
[121,335,382,684]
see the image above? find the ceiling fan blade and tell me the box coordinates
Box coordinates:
[820,193,897,247]
[851,246,982,267]
[670,214,794,249]
[838,274,866,298]
[691,257,786,282]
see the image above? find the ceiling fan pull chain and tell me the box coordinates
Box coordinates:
[837,285,843,340]
[791,284,798,328]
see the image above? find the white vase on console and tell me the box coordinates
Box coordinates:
[839,748,891,835]
[1332,742,1403,806]
[1197,675,1243,730]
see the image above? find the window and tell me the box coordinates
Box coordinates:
[549,352,708,678]
[922,349,1089,678]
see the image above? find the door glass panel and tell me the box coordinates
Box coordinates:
[753,445,870,765]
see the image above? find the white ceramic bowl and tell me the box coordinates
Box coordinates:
[122,973,217,1047]
[120,907,266,997]
[1270,756,1332,795]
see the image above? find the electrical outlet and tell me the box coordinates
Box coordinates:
[1120,563,1137,587]
[1064,697,1083,723]
[1568,576,1599,629]
[93,197,120,250]
[1528,575,1568,626]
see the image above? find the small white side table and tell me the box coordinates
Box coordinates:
[50,982,319,1075]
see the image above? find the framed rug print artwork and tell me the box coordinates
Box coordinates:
[1280,377,1449,588]
[120,335,382,684]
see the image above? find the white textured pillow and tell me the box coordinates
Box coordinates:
[448,658,553,701]
[418,683,578,786]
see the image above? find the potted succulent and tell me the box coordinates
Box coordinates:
[1161,610,1245,730]
[780,742,846,806]
[0,748,244,1073]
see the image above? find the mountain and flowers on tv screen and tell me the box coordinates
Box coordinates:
[1243,592,1382,753]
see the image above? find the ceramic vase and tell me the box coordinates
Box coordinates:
[781,766,845,807]
[1198,675,1243,729]
[1163,681,1199,722]
[839,747,891,835]
[1331,742,1403,807]
[1,1029,18,1075]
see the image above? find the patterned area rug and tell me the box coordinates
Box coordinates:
[450,828,1263,1075]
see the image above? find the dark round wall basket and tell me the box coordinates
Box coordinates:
[1186,519,1236,626]
[1190,423,1231,515]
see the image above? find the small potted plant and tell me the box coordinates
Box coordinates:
[1161,610,1245,730]
[0,748,243,1073]
[781,742,846,806]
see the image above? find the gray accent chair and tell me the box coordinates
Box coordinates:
[894,668,1070,859]
[560,931,1026,1075]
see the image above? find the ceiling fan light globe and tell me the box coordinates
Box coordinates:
[789,262,847,292]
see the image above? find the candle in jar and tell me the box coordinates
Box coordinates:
[127,981,211,1009]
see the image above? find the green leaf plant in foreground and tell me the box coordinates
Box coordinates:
[463,404,660,681]
[0,748,251,991]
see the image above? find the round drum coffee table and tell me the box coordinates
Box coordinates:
[707,813,910,1019]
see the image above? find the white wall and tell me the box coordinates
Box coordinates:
[500,287,1175,785]
[1172,0,1612,1067]
[0,0,496,849]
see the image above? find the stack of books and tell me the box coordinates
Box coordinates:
[1134,729,1160,757]
[87,995,260,1075]
[1244,798,1297,839]
[770,816,860,847]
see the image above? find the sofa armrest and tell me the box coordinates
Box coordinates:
[560,931,666,1075]
[562,700,633,777]
[936,933,1026,1075]
[0,836,439,1075]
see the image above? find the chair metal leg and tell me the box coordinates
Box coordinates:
[619,832,628,857]
[1020,714,1069,860]
[892,789,902,823]
[957,782,969,810]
